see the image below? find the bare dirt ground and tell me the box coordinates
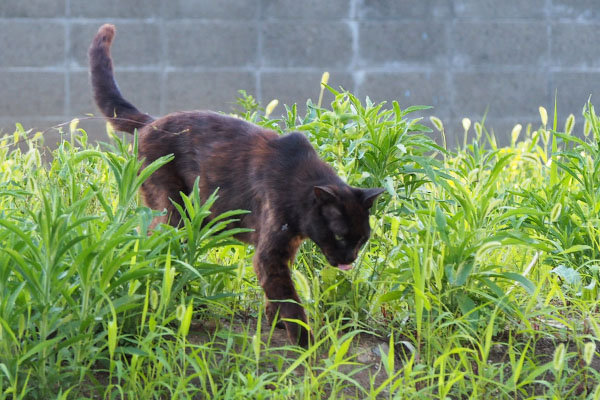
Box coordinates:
[187,315,600,399]
[189,316,394,397]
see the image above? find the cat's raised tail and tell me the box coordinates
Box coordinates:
[88,24,154,133]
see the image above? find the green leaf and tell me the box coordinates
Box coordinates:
[455,261,474,286]
[456,293,477,320]
[551,265,581,286]
[377,290,404,305]
[18,336,64,364]
[560,244,592,254]
[404,105,433,114]
[495,272,535,295]
[434,205,448,243]
[334,336,353,365]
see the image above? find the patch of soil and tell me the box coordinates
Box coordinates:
[188,316,400,398]
[486,332,600,398]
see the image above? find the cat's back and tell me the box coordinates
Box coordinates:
[146,110,273,141]
[138,110,277,159]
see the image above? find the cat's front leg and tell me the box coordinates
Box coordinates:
[253,235,311,347]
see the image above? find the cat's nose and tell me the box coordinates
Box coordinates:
[343,253,357,264]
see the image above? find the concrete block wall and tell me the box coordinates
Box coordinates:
[0,0,598,147]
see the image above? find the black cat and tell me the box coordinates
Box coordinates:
[89,24,383,346]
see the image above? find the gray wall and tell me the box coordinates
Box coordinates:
[1,0,599,147]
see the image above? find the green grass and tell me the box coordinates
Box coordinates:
[1,88,600,399]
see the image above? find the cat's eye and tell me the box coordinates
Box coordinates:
[334,234,344,242]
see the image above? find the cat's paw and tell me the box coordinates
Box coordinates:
[284,320,313,349]
[267,301,312,347]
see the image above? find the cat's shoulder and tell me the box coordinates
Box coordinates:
[276,131,312,149]
[268,132,318,167]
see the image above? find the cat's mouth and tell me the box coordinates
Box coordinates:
[337,264,353,271]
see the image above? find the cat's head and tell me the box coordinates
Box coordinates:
[307,184,384,270]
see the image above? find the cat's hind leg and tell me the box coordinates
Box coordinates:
[140,171,187,229]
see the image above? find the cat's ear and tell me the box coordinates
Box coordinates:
[361,188,385,209]
[314,185,338,203]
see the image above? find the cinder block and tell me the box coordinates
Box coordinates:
[262,22,352,68]
[452,22,547,67]
[262,0,351,19]
[357,0,452,19]
[70,22,161,68]
[0,21,65,67]
[166,22,258,67]
[552,23,600,68]
[359,22,446,66]
[454,0,546,19]
[1,1,598,150]
[553,0,600,20]
[551,72,600,121]
[451,72,548,121]
[165,71,256,113]
[164,0,258,19]
[357,72,449,118]
[260,71,354,113]
[69,70,162,119]
[0,0,65,17]
[70,0,161,18]
[0,72,65,117]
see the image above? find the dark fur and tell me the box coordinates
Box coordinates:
[89,24,383,347]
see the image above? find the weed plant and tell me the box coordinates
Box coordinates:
[1,88,600,398]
